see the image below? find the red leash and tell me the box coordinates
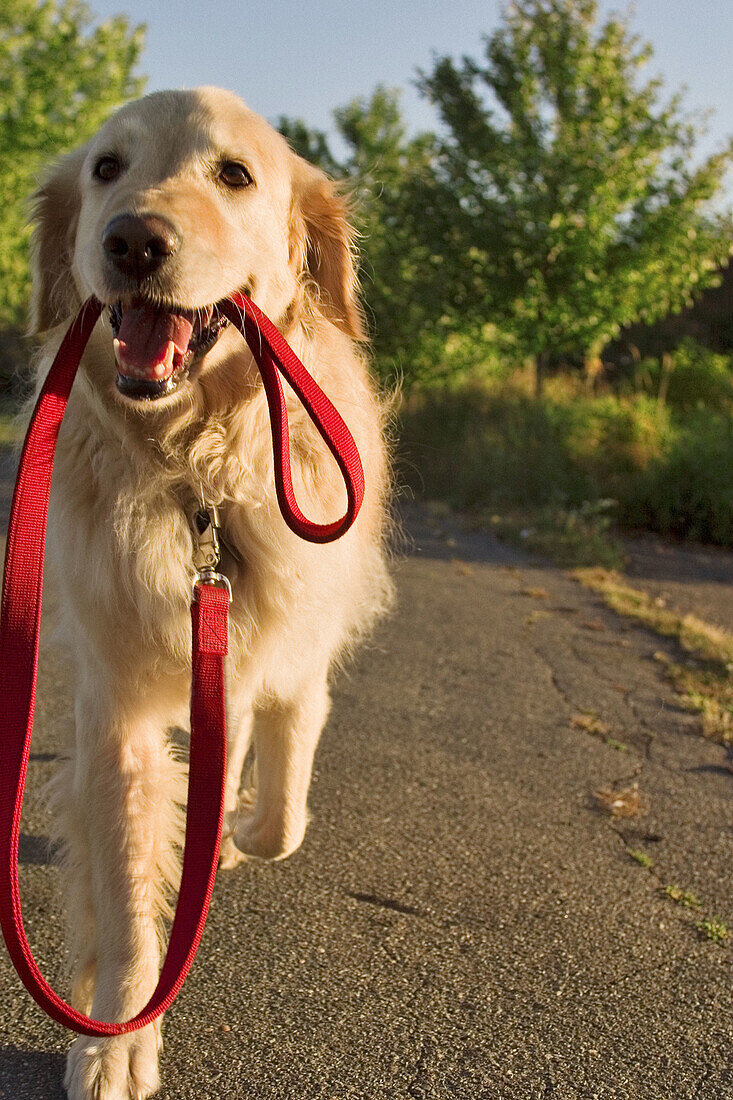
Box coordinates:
[0,293,364,1034]
[220,293,364,542]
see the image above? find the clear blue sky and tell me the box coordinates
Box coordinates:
[89,0,733,177]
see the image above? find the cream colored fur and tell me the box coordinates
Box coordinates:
[28,87,392,1100]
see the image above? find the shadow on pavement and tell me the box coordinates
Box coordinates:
[0,1046,66,1097]
[396,500,529,568]
[622,531,733,586]
[18,833,58,867]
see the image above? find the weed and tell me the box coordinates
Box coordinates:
[697,918,730,945]
[488,503,624,569]
[628,849,654,869]
[664,884,702,908]
[572,712,628,752]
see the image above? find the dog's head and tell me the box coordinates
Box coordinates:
[30,86,364,405]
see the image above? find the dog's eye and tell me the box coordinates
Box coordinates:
[93,156,123,183]
[219,161,254,189]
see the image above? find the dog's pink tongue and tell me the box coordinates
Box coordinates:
[115,302,194,379]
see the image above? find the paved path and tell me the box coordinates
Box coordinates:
[0,455,732,1099]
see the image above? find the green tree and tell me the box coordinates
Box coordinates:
[280,87,447,386]
[417,0,733,394]
[0,0,145,327]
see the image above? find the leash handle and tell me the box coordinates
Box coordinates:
[0,291,364,1035]
[220,292,364,543]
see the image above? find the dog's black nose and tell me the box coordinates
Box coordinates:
[102,214,180,281]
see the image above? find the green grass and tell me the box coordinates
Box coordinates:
[482,501,624,569]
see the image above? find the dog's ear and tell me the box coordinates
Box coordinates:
[289,160,366,340]
[28,145,88,334]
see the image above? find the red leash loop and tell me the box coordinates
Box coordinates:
[220,292,364,543]
[0,292,364,1034]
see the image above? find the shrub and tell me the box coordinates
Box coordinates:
[399,381,593,509]
[637,339,733,413]
[399,380,670,511]
[624,413,733,544]
[399,374,733,548]
[557,393,671,497]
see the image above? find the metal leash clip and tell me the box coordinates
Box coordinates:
[190,501,232,602]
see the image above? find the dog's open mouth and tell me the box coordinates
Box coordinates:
[109,299,229,400]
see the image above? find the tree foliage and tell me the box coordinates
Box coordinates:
[280,2,733,392]
[0,0,145,326]
[281,87,446,384]
[416,0,733,391]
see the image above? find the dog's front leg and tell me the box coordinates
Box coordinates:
[63,680,182,1100]
[233,675,330,861]
[219,704,255,870]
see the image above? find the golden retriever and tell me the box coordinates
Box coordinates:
[27,86,392,1099]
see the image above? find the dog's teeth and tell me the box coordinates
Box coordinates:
[158,341,175,376]
[113,338,126,370]
[114,338,176,380]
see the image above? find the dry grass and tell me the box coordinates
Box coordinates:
[574,568,733,744]
[653,652,733,743]
[574,568,733,664]
[522,585,550,599]
[572,712,611,736]
[571,711,628,752]
[593,781,648,818]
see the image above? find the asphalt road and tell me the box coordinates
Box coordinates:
[0,459,731,1098]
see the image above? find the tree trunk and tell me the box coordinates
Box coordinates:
[657,351,673,409]
[583,346,604,393]
[535,350,550,399]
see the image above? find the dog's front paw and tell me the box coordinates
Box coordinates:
[232,808,306,862]
[219,789,257,869]
[64,1025,161,1100]
[218,833,248,869]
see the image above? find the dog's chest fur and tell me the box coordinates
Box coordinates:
[44,381,370,691]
